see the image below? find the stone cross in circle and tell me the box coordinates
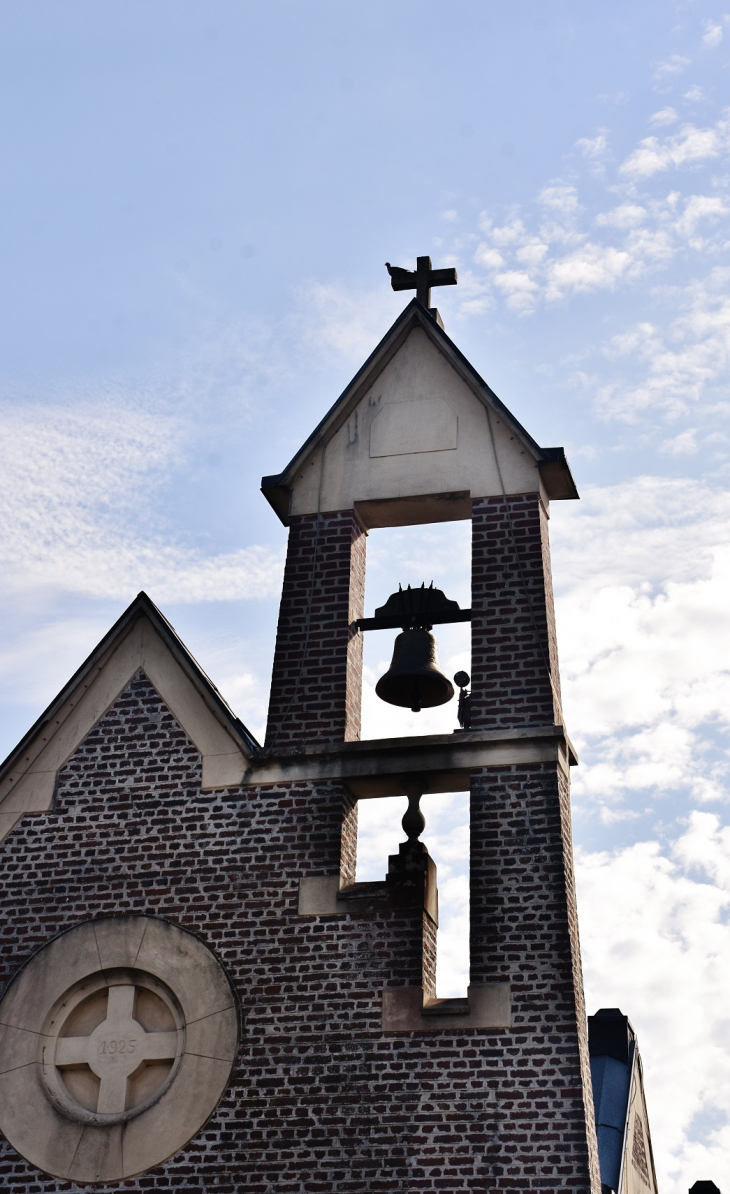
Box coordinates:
[54,983,178,1115]
[385,256,458,309]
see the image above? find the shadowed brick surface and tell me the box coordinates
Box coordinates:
[470,764,600,1189]
[1,672,600,1192]
[471,495,562,730]
[265,511,366,749]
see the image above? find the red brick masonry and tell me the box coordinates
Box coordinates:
[1,492,600,1192]
[0,672,600,1193]
[265,511,366,749]
[471,494,563,731]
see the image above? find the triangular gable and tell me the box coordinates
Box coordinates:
[621,1050,659,1194]
[262,299,577,527]
[0,592,260,842]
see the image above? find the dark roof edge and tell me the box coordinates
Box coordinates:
[261,299,578,522]
[0,592,261,784]
[538,448,580,501]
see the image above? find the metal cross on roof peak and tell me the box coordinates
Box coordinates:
[385,255,458,310]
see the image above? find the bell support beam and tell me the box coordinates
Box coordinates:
[356,583,471,631]
[356,609,472,631]
[243,723,577,796]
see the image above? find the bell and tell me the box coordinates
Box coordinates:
[375,629,455,713]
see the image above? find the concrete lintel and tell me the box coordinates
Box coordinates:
[382,984,511,1032]
[354,491,472,529]
[247,725,576,793]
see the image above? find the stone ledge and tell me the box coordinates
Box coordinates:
[298,875,344,916]
[299,875,428,918]
[382,985,511,1032]
[248,724,577,795]
[298,870,441,922]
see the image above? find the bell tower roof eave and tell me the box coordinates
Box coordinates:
[261,299,578,525]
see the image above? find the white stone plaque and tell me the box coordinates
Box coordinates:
[369,398,458,458]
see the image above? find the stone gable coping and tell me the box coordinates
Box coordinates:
[0,592,259,842]
[261,299,578,527]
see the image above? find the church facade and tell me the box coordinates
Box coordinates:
[0,278,664,1191]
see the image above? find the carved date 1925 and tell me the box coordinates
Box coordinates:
[99,1038,137,1055]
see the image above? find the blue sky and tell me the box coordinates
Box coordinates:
[2,3,730,1188]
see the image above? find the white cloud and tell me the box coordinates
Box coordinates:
[478,188,658,309]
[474,244,504,269]
[545,243,634,298]
[673,193,727,237]
[703,20,724,48]
[649,107,679,127]
[451,268,495,316]
[595,269,730,419]
[575,133,607,158]
[544,477,730,1187]
[620,115,729,178]
[493,269,540,311]
[684,84,708,103]
[481,215,530,246]
[625,223,675,263]
[552,477,730,804]
[596,203,647,229]
[0,401,285,604]
[469,104,730,320]
[441,209,458,222]
[577,821,730,1191]
[653,54,692,83]
[553,473,730,594]
[475,209,660,310]
[540,182,581,217]
[514,239,549,266]
[598,90,630,106]
[302,279,403,360]
[660,427,699,455]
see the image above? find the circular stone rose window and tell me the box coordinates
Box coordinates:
[41,968,185,1125]
[0,916,238,1184]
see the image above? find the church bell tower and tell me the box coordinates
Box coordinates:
[258,258,601,1191]
[0,256,605,1192]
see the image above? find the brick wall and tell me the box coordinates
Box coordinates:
[470,763,601,1190]
[265,510,366,749]
[266,495,565,743]
[340,789,359,887]
[422,910,438,1000]
[1,673,599,1193]
[471,494,563,730]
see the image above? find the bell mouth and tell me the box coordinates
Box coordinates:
[375,628,455,712]
[375,676,454,712]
